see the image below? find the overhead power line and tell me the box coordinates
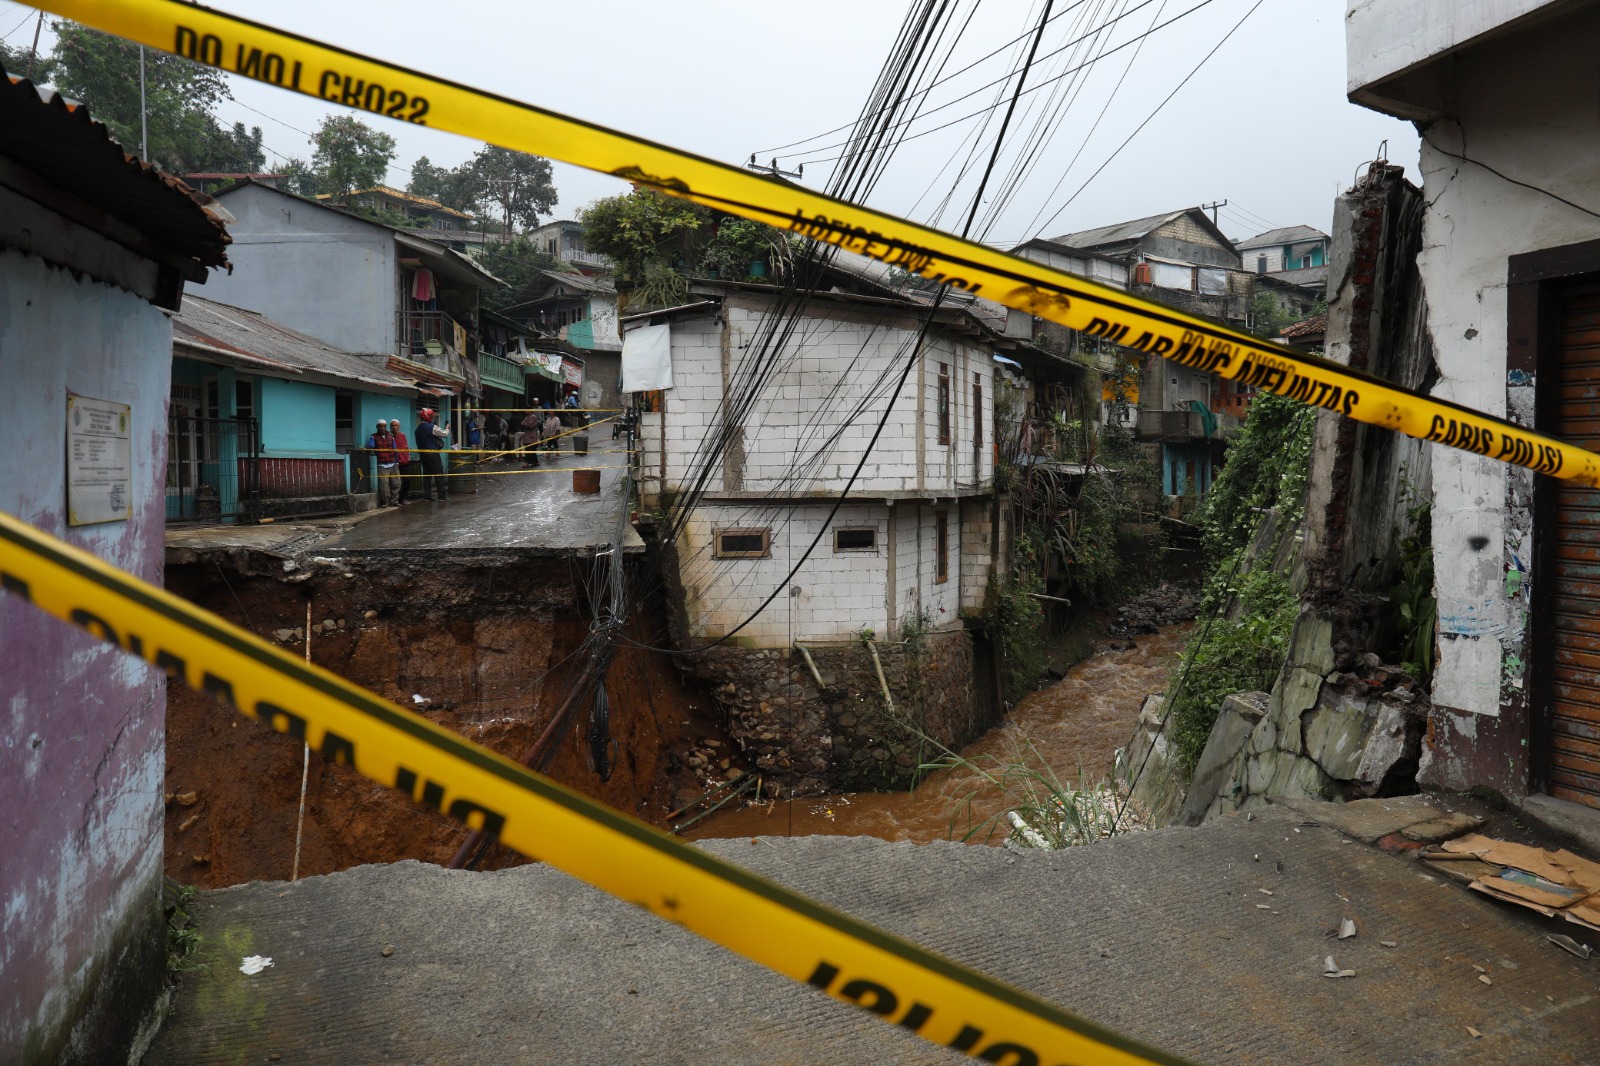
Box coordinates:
[1031,0,1266,238]
[791,0,1219,167]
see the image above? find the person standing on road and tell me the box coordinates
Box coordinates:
[543,403,563,456]
[415,408,450,501]
[519,408,543,468]
[389,419,414,504]
[466,410,483,458]
[366,420,400,507]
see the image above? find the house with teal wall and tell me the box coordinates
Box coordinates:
[170,295,424,520]
[1236,224,1330,274]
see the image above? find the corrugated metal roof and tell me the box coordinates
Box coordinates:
[1267,264,1329,289]
[540,269,615,295]
[1046,209,1190,251]
[174,296,416,394]
[0,65,230,273]
[1236,225,1328,249]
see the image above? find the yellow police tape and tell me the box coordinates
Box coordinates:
[0,509,1188,1066]
[34,0,1600,486]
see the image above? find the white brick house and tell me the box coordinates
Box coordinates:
[630,283,1006,648]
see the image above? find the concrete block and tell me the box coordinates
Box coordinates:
[1178,691,1270,826]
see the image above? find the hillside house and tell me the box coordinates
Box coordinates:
[318,184,474,231]
[170,295,425,519]
[625,277,1028,792]
[527,218,612,271]
[0,68,230,1061]
[1236,224,1330,275]
[194,179,504,430]
[502,270,622,411]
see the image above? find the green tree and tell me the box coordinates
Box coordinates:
[579,187,713,281]
[474,236,568,310]
[308,114,396,194]
[407,146,557,231]
[469,146,557,232]
[42,21,263,174]
[407,154,481,214]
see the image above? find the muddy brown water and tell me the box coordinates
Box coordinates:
[684,624,1191,845]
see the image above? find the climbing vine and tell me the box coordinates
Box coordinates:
[1168,395,1316,770]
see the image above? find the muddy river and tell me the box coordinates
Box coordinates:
[685,624,1191,844]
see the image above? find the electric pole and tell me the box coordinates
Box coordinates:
[1199,200,1228,226]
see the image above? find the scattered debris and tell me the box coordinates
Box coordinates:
[1258,888,1274,896]
[1547,934,1593,960]
[381,944,395,958]
[1478,974,1493,986]
[1255,904,1272,910]
[1337,919,1357,940]
[174,790,199,807]
[1466,1027,1482,1039]
[411,694,428,705]
[1322,955,1356,978]
[240,955,274,975]
[176,814,200,834]
[1380,940,1398,948]
[1425,834,1600,933]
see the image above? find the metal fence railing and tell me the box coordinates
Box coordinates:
[166,414,259,524]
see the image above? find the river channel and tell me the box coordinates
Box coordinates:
[685,624,1192,844]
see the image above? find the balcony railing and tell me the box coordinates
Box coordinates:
[478,352,525,393]
[396,311,468,380]
[561,248,612,268]
[1135,408,1241,442]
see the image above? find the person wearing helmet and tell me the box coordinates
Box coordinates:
[415,408,449,502]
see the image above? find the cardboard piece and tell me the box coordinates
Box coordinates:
[1430,834,1600,932]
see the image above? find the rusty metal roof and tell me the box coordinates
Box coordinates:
[1280,313,1327,340]
[175,296,417,394]
[0,64,231,275]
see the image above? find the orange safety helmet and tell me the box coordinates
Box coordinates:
[419,407,436,421]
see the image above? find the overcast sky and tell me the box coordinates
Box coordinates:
[1,0,1418,245]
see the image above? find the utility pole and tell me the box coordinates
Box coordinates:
[24,11,43,79]
[1199,199,1228,226]
[744,154,803,181]
[139,46,148,160]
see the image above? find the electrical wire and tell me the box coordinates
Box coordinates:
[1031,0,1265,238]
[792,0,1216,167]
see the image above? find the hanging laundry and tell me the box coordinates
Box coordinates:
[412,267,435,302]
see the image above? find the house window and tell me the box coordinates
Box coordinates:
[1256,255,1267,274]
[235,378,254,421]
[834,528,877,552]
[335,392,355,453]
[935,511,949,584]
[1300,253,1314,268]
[714,528,771,559]
[973,374,983,450]
[546,238,558,255]
[937,363,951,445]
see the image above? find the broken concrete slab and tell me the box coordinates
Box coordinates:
[1272,795,1445,844]
[148,809,1600,1065]
[1401,810,1488,843]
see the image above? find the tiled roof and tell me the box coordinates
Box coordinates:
[1280,313,1327,340]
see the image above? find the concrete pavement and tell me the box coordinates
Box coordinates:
[147,805,1600,1065]
[320,446,641,556]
